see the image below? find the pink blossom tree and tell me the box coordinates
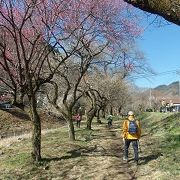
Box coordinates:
[0,0,74,161]
[0,0,143,160]
[45,0,142,139]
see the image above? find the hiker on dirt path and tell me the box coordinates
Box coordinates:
[75,113,81,128]
[107,114,113,128]
[122,111,141,165]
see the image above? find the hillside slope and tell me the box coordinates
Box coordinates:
[154,81,179,96]
[138,112,180,179]
[0,108,66,139]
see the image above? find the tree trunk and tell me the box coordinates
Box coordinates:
[87,116,93,130]
[68,119,75,141]
[87,109,97,130]
[56,107,75,141]
[101,108,106,118]
[29,95,41,162]
[12,90,25,109]
[123,0,180,26]
[118,107,122,115]
[96,109,102,124]
[110,106,113,115]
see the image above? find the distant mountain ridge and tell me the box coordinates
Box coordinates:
[154,81,179,96]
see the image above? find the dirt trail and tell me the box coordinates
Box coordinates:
[57,123,141,180]
[57,122,170,180]
[84,127,138,180]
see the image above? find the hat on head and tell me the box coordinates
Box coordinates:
[128,111,134,116]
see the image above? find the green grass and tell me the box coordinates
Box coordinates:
[0,113,179,179]
[140,112,180,175]
[0,125,93,179]
[6,152,31,167]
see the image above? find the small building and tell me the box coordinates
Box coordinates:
[160,97,180,112]
[172,103,180,112]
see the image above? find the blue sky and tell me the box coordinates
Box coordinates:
[134,18,180,88]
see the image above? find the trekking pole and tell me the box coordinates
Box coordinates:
[138,140,142,153]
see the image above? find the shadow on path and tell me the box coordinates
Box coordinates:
[139,152,163,165]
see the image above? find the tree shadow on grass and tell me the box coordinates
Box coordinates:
[41,143,123,164]
[41,145,98,163]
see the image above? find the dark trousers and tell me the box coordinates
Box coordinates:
[107,120,112,127]
[124,139,139,161]
[76,120,81,128]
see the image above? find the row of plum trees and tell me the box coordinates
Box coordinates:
[0,0,151,162]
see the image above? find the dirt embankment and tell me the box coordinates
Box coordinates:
[0,108,66,139]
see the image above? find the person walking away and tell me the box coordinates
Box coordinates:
[75,113,81,128]
[107,114,113,128]
[122,111,141,165]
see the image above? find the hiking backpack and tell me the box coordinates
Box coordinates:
[128,120,138,134]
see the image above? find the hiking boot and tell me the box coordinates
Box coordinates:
[123,157,128,162]
[134,160,139,166]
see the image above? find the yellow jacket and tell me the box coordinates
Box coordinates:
[122,117,141,140]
